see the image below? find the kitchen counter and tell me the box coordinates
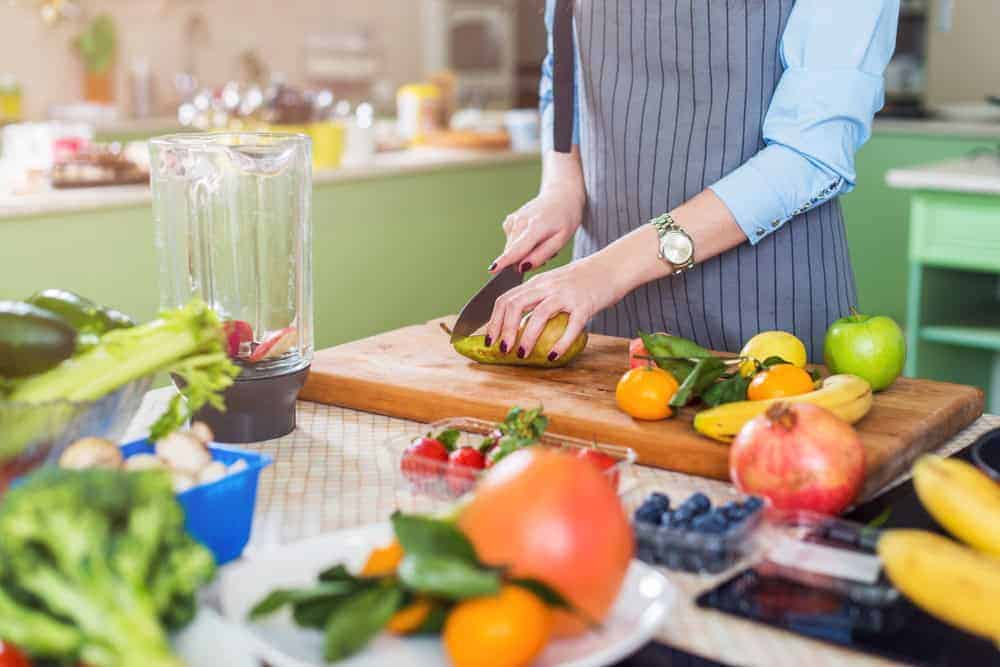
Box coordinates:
[886,153,1000,195]
[0,148,539,220]
[125,387,1000,667]
[874,117,1000,140]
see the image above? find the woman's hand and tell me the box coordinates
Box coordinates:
[484,253,626,361]
[490,182,585,275]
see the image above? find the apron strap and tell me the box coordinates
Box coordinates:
[552,0,575,153]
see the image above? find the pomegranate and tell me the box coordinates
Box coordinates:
[729,402,865,515]
[628,332,668,368]
[459,448,633,637]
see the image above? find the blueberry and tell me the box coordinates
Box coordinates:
[691,511,727,534]
[660,509,675,526]
[667,512,689,529]
[678,492,712,517]
[721,502,744,521]
[671,506,694,525]
[648,492,671,511]
[743,496,764,512]
[634,503,662,525]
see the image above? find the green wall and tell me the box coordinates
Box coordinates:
[0,159,548,351]
[841,132,998,323]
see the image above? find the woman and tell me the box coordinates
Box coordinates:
[485,0,899,362]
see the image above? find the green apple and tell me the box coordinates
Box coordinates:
[824,311,906,391]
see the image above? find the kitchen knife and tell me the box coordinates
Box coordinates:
[450,266,523,343]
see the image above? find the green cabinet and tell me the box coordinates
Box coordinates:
[840,131,999,324]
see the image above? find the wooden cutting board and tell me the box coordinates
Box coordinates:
[301,319,985,500]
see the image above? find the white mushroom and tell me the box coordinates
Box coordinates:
[171,471,197,494]
[189,422,214,445]
[228,459,249,475]
[123,453,166,472]
[60,437,123,470]
[155,432,212,475]
[198,461,227,485]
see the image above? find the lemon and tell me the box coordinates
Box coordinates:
[739,331,808,376]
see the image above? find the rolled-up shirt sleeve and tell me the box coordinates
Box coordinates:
[539,0,580,153]
[710,0,900,244]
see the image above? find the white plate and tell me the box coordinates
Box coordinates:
[219,523,676,667]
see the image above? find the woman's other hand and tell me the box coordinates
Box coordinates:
[490,148,585,274]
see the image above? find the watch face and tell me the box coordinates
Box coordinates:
[661,230,693,264]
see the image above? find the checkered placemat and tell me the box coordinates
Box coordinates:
[125,388,1000,667]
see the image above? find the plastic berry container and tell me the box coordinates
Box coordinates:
[377,417,636,503]
[622,483,767,575]
[120,439,272,565]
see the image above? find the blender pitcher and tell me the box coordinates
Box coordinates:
[150,132,313,442]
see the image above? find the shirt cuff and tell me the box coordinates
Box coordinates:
[709,146,844,245]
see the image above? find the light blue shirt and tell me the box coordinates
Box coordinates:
[539,0,900,245]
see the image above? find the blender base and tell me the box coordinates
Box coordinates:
[177,366,310,443]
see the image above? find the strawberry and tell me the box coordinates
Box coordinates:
[400,437,449,487]
[445,446,486,496]
[577,448,620,491]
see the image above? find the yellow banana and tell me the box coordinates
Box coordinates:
[878,529,1000,641]
[913,455,1000,557]
[693,374,873,442]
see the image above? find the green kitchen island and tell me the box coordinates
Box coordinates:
[888,153,1000,412]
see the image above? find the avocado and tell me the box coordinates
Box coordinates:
[452,312,588,368]
[0,301,77,378]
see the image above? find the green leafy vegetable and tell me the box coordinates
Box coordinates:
[323,582,403,662]
[391,512,478,564]
[3,299,240,453]
[397,554,501,599]
[488,405,550,465]
[0,467,215,667]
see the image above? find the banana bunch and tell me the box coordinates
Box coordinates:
[693,374,873,443]
[877,456,1000,642]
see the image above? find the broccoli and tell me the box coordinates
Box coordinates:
[0,467,216,667]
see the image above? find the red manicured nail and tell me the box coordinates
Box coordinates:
[499,341,508,354]
[517,346,526,358]
[488,262,498,271]
[548,351,559,362]
[519,262,533,273]
[484,335,493,347]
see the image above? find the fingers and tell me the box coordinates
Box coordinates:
[491,224,548,274]
[518,232,570,275]
[516,297,563,358]
[548,310,589,361]
[485,286,544,355]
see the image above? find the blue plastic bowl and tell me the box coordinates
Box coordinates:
[120,439,272,565]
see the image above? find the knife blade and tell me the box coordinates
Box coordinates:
[450,266,524,342]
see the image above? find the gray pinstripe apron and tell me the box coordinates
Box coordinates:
[567,0,857,359]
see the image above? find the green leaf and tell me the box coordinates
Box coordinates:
[701,373,752,407]
[391,512,479,564]
[435,428,461,451]
[508,578,571,609]
[761,356,791,368]
[248,581,360,620]
[808,368,823,383]
[397,554,501,599]
[640,332,713,360]
[323,583,404,661]
[413,603,449,634]
[669,357,727,409]
[318,564,355,582]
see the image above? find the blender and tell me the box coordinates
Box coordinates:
[150,132,313,442]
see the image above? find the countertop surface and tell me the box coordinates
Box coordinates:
[125,387,999,667]
[886,153,1000,195]
[0,148,539,220]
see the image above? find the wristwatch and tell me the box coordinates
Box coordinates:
[650,213,695,275]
